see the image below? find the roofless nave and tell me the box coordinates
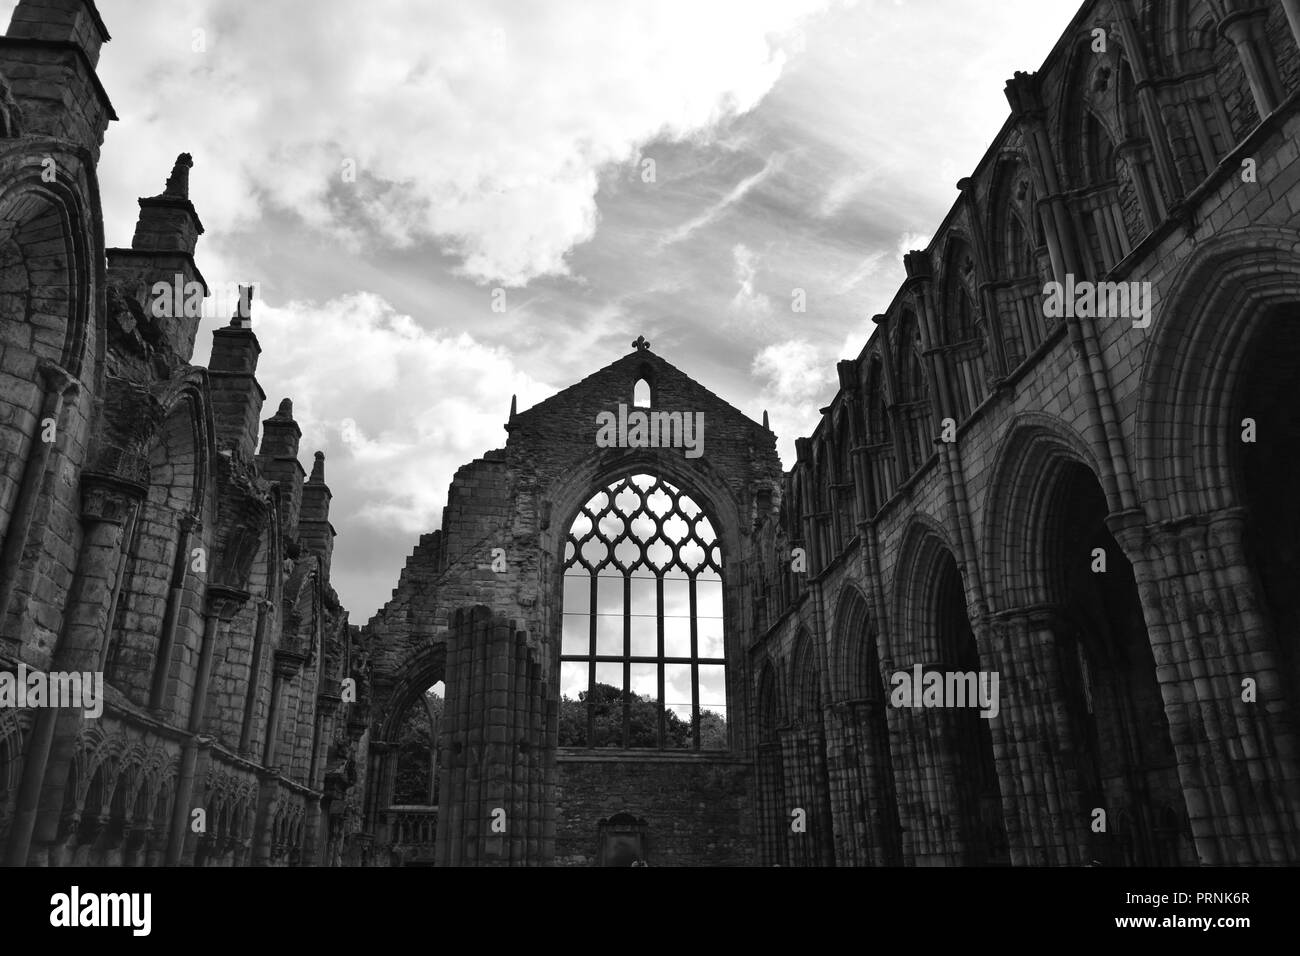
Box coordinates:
[2,0,1300,866]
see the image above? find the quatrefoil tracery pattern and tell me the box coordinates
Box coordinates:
[561,473,727,751]
[563,474,722,577]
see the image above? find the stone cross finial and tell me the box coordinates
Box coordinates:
[632,335,650,351]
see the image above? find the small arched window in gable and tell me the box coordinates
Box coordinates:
[633,377,652,408]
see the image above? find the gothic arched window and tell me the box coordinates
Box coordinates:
[633,377,652,408]
[560,473,726,750]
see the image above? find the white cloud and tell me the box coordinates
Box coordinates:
[751,339,837,463]
[729,243,773,317]
[252,291,554,533]
[662,155,782,248]
[91,0,839,287]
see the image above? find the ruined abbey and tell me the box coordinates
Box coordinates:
[2,0,1300,868]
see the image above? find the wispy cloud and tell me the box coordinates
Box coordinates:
[60,0,1084,619]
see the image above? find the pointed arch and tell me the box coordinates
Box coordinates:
[890,513,960,665]
[830,583,876,703]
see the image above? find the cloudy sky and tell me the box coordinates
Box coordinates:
[34,0,1079,622]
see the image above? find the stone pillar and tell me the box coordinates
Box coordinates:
[826,698,901,867]
[755,741,785,865]
[263,649,306,768]
[164,586,244,865]
[0,360,77,649]
[3,472,141,866]
[776,722,834,867]
[1284,0,1300,48]
[251,768,282,867]
[891,692,963,866]
[238,599,274,756]
[1113,509,1300,863]
[148,513,199,713]
[435,606,554,866]
[983,607,1096,865]
[1219,7,1283,117]
[302,793,323,866]
[1004,71,1085,280]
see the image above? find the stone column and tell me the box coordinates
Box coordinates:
[1004,71,1085,280]
[826,698,901,866]
[3,472,141,866]
[435,607,553,866]
[982,607,1096,865]
[238,598,274,756]
[1113,509,1300,863]
[165,585,245,865]
[1284,0,1300,48]
[149,513,199,713]
[251,767,282,867]
[263,648,306,768]
[1219,7,1282,117]
[0,360,77,648]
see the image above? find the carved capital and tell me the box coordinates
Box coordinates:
[37,359,78,397]
[79,471,146,525]
[273,648,307,680]
[205,583,249,621]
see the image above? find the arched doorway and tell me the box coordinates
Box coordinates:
[371,659,445,867]
[1049,463,1193,865]
[932,551,1009,866]
[1236,304,1300,698]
